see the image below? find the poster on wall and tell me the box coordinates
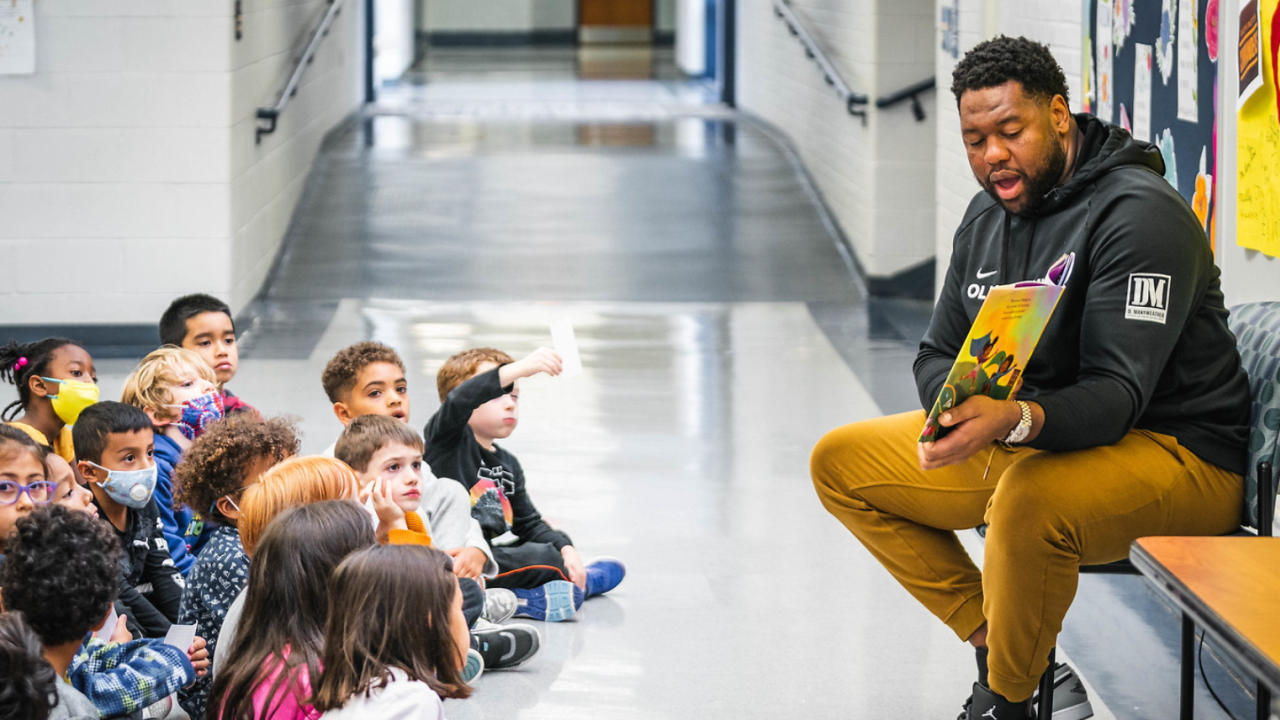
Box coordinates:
[1239,0,1264,106]
[1236,0,1280,257]
[0,0,35,75]
[1086,0,1219,247]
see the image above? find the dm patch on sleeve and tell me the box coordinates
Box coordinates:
[1125,273,1171,324]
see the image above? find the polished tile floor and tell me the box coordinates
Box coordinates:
[6,45,1257,720]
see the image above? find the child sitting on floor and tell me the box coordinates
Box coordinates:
[159,293,255,415]
[174,413,300,720]
[73,402,185,638]
[0,425,50,561]
[336,415,541,673]
[1,506,198,720]
[1,338,99,465]
[311,545,473,719]
[319,341,411,456]
[425,347,626,621]
[208,501,376,720]
[121,346,225,574]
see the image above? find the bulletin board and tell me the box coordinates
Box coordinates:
[1236,0,1280,257]
[1083,0,1219,250]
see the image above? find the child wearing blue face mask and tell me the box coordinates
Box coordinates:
[121,346,226,576]
[74,401,188,639]
[1,338,99,465]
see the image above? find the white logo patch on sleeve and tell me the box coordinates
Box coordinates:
[1126,273,1171,323]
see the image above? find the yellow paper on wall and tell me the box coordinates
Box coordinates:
[1237,0,1280,257]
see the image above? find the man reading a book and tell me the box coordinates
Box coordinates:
[810,36,1249,720]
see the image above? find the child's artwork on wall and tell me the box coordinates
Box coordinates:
[1085,0,1221,250]
[1236,0,1280,257]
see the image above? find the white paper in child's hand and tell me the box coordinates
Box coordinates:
[163,623,197,653]
[550,319,583,379]
[95,606,117,641]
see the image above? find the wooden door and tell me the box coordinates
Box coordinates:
[579,0,654,43]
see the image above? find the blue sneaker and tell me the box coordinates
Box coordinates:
[584,557,626,598]
[511,580,583,622]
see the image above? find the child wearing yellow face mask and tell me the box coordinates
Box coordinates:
[0,338,100,464]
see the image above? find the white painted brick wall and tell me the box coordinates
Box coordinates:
[0,0,363,325]
[933,0,1083,292]
[737,0,937,280]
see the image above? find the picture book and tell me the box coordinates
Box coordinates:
[919,253,1076,442]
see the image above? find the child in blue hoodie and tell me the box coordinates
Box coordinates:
[121,346,226,575]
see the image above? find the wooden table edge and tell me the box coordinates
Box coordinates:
[1129,537,1280,695]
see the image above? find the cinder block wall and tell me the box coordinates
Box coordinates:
[0,0,364,325]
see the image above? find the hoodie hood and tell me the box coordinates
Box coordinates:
[1033,113,1166,215]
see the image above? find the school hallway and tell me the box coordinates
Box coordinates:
[74,47,1244,720]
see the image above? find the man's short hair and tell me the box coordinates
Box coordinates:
[436,348,513,402]
[950,35,1069,107]
[72,401,154,466]
[1,505,122,647]
[335,415,425,474]
[159,294,234,347]
[321,342,405,403]
[120,346,217,420]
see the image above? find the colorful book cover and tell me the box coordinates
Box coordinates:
[919,253,1076,442]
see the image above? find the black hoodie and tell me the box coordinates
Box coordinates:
[916,113,1249,474]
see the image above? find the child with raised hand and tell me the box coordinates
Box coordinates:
[73,401,184,638]
[174,414,299,720]
[121,346,226,574]
[1,505,198,720]
[336,415,541,673]
[0,338,98,464]
[159,293,255,415]
[425,347,626,621]
[312,545,472,719]
[209,500,376,720]
[0,611,60,720]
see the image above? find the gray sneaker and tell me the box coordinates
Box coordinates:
[462,647,484,684]
[483,588,518,624]
[1032,663,1094,720]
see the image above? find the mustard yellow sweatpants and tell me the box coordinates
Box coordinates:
[810,410,1243,701]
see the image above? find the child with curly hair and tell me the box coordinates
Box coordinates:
[174,413,299,720]
[1,506,199,720]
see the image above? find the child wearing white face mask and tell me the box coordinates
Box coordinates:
[172,413,299,720]
[121,346,227,576]
[74,401,189,640]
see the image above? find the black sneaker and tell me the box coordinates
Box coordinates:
[471,620,541,670]
[964,682,1034,720]
[1031,663,1094,720]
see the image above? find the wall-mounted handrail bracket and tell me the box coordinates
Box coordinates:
[874,77,936,123]
[256,0,343,144]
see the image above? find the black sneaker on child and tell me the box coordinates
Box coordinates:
[964,682,1034,720]
[471,621,541,670]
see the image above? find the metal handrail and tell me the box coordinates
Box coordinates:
[771,0,868,124]
[876,77,936,122]
[771,0,935,125]
[256,0,343,143]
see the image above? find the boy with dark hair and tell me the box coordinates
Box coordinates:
[174,413,298,719]
[426,346,626,622]
[158,293,254,415]
[2,505,197,720]
[73,401,185,638]
[321,341,411,427]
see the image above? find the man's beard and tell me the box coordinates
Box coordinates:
[979,139,1068,217]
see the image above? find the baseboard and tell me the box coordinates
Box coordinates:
[654,30,675,46]
[0,324,157,360]
[865,259,936,300]
[425,30,578,47]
